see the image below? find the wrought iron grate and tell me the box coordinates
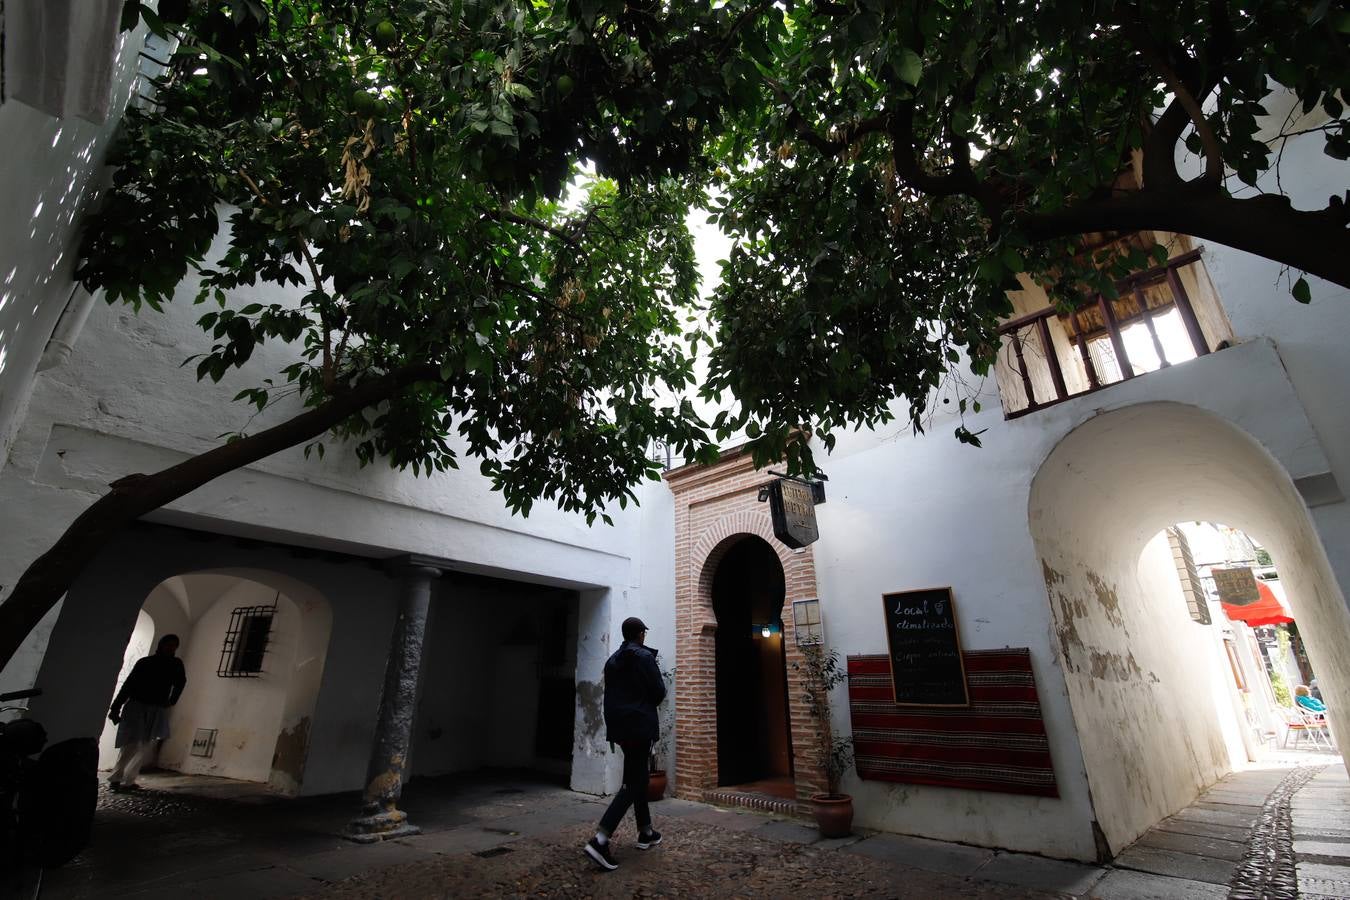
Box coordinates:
[217,596,277,677]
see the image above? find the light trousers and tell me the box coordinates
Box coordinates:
[109,740,153,785]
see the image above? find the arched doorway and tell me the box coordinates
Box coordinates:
[102,569,333,795]
[711,536,795,792]
[1029,401,1350,855]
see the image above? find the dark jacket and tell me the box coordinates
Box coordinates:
[112,655,186,710]
[603,641,665,743]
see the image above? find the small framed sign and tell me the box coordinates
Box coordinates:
[190,728,218,758]
[881,587,970,707]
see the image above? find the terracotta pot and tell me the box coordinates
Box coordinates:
[810,793,853,838]
[647,770,668,802]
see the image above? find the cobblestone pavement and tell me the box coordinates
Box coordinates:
[37,754,1346,900]
[299,817,1058,900]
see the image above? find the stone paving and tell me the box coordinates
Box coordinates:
[1293,765,1350,899]
[35,756,1350,900]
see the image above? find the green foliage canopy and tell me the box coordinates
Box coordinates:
[86,0,756,521]
[88,0,1350,489]
[698,0,1349,470]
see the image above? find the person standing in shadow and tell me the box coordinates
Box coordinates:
[584,617,667,871]
[107,634,186,792]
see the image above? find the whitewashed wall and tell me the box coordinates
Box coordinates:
[159,582,304,784]
[0,19,149,467]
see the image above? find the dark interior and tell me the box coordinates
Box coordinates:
[712,536,794,787]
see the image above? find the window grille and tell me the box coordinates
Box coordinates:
[217,596,277,677]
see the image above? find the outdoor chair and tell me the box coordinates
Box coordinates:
[1282,707,1334,750]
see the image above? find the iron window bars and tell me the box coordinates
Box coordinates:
[217,595,278,677]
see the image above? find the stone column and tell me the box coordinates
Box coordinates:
[345,562,438,843]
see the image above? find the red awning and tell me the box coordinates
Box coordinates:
[1223,581,1292,626]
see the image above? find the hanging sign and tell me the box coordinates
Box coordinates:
[882,587,970,707]
[768,478,819,548]
[1212,567,1259,606]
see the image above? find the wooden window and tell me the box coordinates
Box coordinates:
[997,248,1218,418]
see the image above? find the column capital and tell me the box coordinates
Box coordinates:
[386,555,443,580]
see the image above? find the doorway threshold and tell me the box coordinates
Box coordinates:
[704,777,800,816]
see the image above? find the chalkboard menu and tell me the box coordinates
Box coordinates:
[881,587,970,707]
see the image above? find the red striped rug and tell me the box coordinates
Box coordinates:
[847,649,1059,798]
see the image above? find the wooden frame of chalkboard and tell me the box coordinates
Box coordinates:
[881,587,970,707]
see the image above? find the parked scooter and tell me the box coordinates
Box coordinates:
[0,689,98,900]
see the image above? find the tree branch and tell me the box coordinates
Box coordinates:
[1022,190,1350,288]
[296,239,337,389]
[486,208,585,250]
[239,168,338,388]
[1139,48,1223,187]
[0,363,441,670]
[887,105,1006,223]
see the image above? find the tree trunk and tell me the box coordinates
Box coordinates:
[1023,189,1350,290]
[0,364,438,671]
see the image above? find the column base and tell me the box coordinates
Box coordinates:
[343,808,422,844]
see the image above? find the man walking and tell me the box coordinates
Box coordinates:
[585,617,666,871]
[107,634,186,791]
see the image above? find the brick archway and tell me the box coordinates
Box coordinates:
[666,451,828,806]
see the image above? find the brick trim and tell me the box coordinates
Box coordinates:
[669,458,829,803]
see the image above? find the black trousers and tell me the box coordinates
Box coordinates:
[598,740,651,836]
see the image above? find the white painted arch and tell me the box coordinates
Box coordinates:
[1028,401,1350,854]
[150,568,333,794]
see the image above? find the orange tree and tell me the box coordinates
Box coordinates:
[700,0,1350,469]
[3,0,1346,666]
[0,0,739,665]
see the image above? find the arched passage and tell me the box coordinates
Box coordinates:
[102,568,333,795]
[1029,401,1350,854]
[711,535,794,789]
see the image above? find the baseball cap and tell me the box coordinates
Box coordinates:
[621,617,648,641]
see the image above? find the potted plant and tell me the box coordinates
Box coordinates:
[648,665,676,801]
[795,645,855,837]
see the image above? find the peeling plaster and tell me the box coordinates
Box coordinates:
[271,715,311,783]
[1085,572,1124,626]
[575,680,604,746]
[1041,560,1065,586]
[1087,649,1143,682]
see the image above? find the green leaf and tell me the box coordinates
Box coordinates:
[1292,277,1312,304]
[896,49,923,87]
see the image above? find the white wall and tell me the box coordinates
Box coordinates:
[1197,107,1350,598]
[810,409,1100,861]
[160,582,299,783]
[0,17,149,466]
[769,324,1348,861]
